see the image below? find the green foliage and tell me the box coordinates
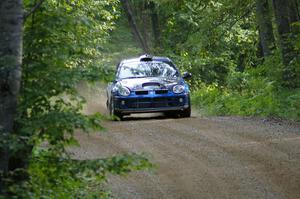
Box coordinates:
[2,0,300,196]
[20,0,120,153]
[275,89,300,120]
[192,73,300,120]
[153,0,258,86]
[8,149,152,199]
[1,0,153,197]
[100,16,143,70]
[148,0,299,121]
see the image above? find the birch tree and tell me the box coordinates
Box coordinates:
[0,0,23,193]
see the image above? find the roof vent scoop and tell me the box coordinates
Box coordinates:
[140,54,153,62]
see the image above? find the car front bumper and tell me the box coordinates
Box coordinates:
[113,93,190,114]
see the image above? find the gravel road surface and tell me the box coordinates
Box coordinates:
[72,83,300,199]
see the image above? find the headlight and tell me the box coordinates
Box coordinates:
[173,85,185,94]
[118,86,131,96]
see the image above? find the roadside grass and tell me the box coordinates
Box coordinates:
[191,85,300,121]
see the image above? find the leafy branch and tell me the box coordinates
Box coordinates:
[23,0,46,21]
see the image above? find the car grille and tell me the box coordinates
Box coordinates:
[124,97,184,109]
[135,91,149,95]
[155,89,168,94]
[135,89,168,95]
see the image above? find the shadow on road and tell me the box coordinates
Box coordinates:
[118,113,197,121]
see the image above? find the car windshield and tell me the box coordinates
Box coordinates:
[117,61,178,79]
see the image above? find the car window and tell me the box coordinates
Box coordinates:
[117,61,178,79]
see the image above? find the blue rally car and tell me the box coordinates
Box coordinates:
[106,55,192,120]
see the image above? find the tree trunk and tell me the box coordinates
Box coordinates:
[121,0,149,53]
[256,0,275,57]
[141,1,150,51]
[289,0,300,23]
[0,0,23,193]
[289,0,300,34]
[149,1,160,48]
[272,0,297,88]
[273,0,291,62]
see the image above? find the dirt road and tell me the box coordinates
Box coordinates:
[73,84,300,199]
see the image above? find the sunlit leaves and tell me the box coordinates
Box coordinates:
[4,0,152,197]
[18,151,153,198]
[21,0,120,147]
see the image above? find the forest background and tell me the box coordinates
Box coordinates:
[0,0,299,198]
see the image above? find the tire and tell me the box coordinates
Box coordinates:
[180,96,191,118]
[113,110,123,121]
[180,106,191,118]
[109,98,123,121]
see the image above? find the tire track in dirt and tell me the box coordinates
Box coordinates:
[72,83,300,199]
[169,118,300,199]
[81,118,298,199]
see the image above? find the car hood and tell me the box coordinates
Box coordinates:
[117,77,182,90]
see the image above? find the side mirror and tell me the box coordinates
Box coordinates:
[182,72,192,80]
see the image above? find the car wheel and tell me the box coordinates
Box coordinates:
[180,106,191,118]
[180,96,191,118]
[109,98,123,120]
